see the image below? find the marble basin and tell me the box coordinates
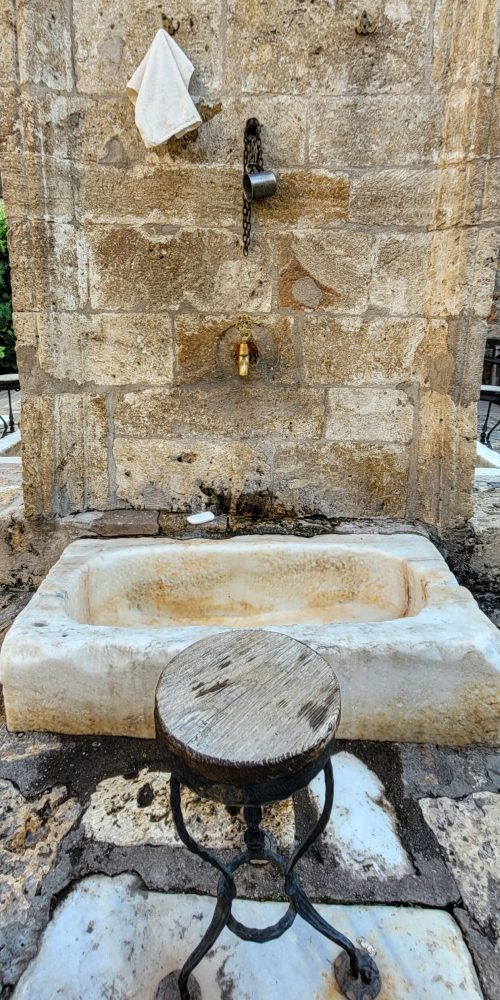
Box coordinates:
[1,534,499,743]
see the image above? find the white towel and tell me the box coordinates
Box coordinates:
[126,29,202,148]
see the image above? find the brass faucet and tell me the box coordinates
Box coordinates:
[233,317,259,377]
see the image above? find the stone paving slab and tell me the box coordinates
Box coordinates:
[12,874,484,1000]
[0,727,497,997]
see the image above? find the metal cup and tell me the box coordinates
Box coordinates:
[243,170,277,202]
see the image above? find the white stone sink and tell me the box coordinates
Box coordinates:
[1,534,499,744]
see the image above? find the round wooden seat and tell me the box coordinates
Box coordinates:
[155,629,341,804]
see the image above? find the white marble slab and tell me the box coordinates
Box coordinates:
[13,874,483,1000]
[309,753,412,878]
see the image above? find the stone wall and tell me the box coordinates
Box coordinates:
[1,0,499,535]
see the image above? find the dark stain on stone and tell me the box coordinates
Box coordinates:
[137,782,155,808]
[216,956,237,1000]
[235,489,273,518]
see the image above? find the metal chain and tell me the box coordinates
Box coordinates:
[242,119,263,256]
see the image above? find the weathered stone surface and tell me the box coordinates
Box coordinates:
[326,389,414,444]
[257,170,349,229]
[471,228,500,320]
[15,0,73,90]
[82,767,294,849]
[11,875,484,999]
[2,0,498,532]
[273,443,409,518]
[7,221,84,312]
[227,0,429,95]
[36,312,174,386]
[420,792,500,936]
[115,387,324,440]
[80,163,241,228]
[20,93,307,169]
[309,95,442,168]
[21,93,145,165]
[0,779,80,985]
[0,88,20,157]
[1,154,74,223]
[115,438,272,513]
[175,314,296,385]
[432,0,499,91]
[73,0,223,96]
[454,907,500,1000]
[416,393,476,528]
[276,231,374,312]
[370,234,430,315]
[86,224,273,313]
[349,166,474,229]
[0,0,16,85]
[300,316,454,391]
[22,394,109,517]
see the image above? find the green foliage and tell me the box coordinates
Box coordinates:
[0,200,16,374]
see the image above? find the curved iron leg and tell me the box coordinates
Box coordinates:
[286,761,360,981]
[170,777,235,1000]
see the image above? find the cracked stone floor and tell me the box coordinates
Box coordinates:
[0,690,498,999]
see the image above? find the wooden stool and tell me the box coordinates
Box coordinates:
[155,630,380,1000]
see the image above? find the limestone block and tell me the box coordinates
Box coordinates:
[0,0,16,84]
[350,168,438,227]
[275,231,374,313]
[0,88,20,157]
[471,228,500,320]
[114,387,325,440]
[443,87,495,163]
[20,94,307,169]
[483,160,500,225]
[114,437,272,513]
[20,94,145,166]
[256,170,349,229]
[326,388,414,444]
[175,314,296,385]
[0,780,79,958]
[82,768,294,850]
[370,234,430,315]
[154,96,308,168]
[22,394,109,517]
[15,0,73,90]
[432,0,499,91]
[1,155,74,223]
[86,224,273,313]
[73,0,223,97]
[300,316,451,389]
[309,95,442,168]
[226,0,429,95]
[7,221,85,312]
[415,392,476,528]
[273,443,409,518]
[12,312,38,350]
[421,792,500,936]
[80,163,241,229]
[36,312,174,386]
[349,166,477,229]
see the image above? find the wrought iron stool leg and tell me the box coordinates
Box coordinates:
[169,766,381,999]
[285,761,381,998]
[170,777,236,1000]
